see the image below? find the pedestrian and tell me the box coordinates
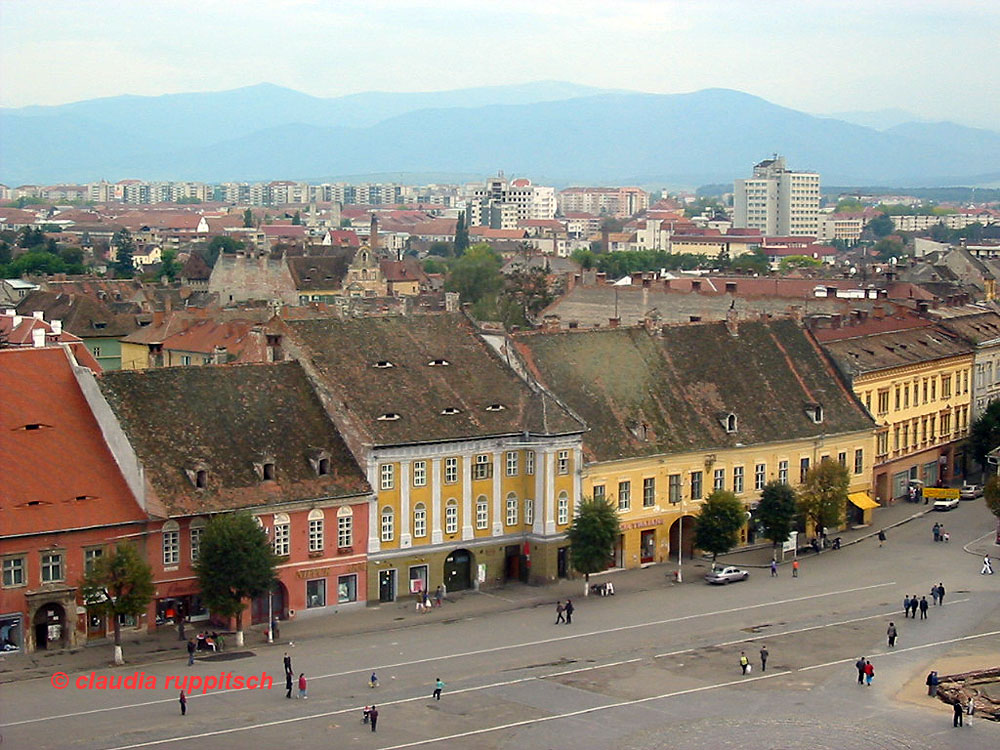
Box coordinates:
[435,585,443,607]
[877,529,886,547]
[760,645,768,672]
[933,522,940,542]
[937,583,945,605]
[792,559,799,578]
[433,677,444,700]
[555,600,565,624]
[919,596,929,619]
[283,652,292,677]
[953,700,964,727]
[285,671,292,699]
[369,704,378,732]
[740,651,750,675]
[864,660,875,686]
[564,599,574,625]
[370,671,379,689]
[926,670,939,697]
[982,555,994,575]
[179,690,187,715]
[770,559,778,577]
[908,595,919,618]
[297,673,307,699]
[903,595,912,618]
[856,656,866,685]
[931,584,940,606]
[187,639,196,666]
[887,622,897,648]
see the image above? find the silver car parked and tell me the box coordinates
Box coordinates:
[704,566,750,584]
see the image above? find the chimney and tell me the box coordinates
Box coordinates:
[32,327,46,348]
[725,306,739,336]
[609,317,620,328]
[52,320,62,335]
[213,345,228,365]
[370,214,379,252]
[33,310,45,320]
[601,226,610,253]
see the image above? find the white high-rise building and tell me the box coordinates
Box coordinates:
[467,173,556,228]
[734,155,820,236]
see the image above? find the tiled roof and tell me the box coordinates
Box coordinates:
[821,326,973,376]
[512,319,873,462]
[936,311,1000,344]
[15,290,143,338]
[262,224,307,238]
[379,258,429,284]
[161,318,268,360]
[284,314,584,446]
[287,251,353,291]
[410,219,457,236]
[0,347,146,535]
[99,362,370,516]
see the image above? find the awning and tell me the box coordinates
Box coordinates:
[848,492,879,510]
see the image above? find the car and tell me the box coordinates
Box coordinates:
[705,566,750,584]
[960,483,983,500]
[933,497,960,512]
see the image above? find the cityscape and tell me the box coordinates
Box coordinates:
[1,2,999,749]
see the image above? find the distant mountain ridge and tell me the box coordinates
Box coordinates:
[0,82,996,187]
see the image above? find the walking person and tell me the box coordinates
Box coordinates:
[564,599,574,624]
[179,690,187,715]
[369,705,378,732]
[740,651,750,675]
[283,652,293,677]
[903,594,912,618]
[435,585,443,608]
[792,559,799,578]
[937,583,945,605]
[953,700,964,727]
[982,555,994,575]
[877,529,886,547]
[555,601,565,624]
[760,645,768,672]
[770,559,778,577]
[187,639,196,666]
[864,660,875,686]
[887,622,897,648]
[931,584,940,606]
[285,671,292,699]
[369,671,379,689]
[433,678,444,700]
[919,596,929,619]
[297,673,307,699]
[926,671,939,697]
[908,595,919,618]
[933,522,941,542]
[856,656,866,685]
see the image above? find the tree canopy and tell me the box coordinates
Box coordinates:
[970,399,1000,465]
[568,495,621,589]
[81,542,154,664]
[984,475,1000,523]
[111,228,135,278]
[797,459,849,533]
[694,490,746,562]
[778,255,823,272]
[444,243,503,304]
[756,481,798,547]
[867,213,895,238]
[454,210,470,255]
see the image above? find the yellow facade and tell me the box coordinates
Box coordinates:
[119,341,149,371]
[582,430,875,569]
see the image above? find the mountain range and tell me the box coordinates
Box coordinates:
[1,82,998,188]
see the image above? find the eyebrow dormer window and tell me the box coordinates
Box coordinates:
[195,470,207,489]
[805,403,824,424]
[378,413,401,421]
[428,359,450,366]
[318,458,330,476]
[485,404,505,412]
[441,407,461,415]
[719,413,737,434]
[262,462,276,481]
[373,361,394,369]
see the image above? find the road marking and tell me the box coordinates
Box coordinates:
[795,628,1000,672]
[0,580,896,728]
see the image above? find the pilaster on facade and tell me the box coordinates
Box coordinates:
[533,461,545,535]
[367,459,381,554]
[400,459,412,548]
[492,452,503,536]
[431,457,443,544]
[544,449,557,535]
[462,452,474,540]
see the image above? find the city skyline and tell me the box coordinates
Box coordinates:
[1,0,998,130]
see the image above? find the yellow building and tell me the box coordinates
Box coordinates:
[512,317,876,569]
[820,324,974,502]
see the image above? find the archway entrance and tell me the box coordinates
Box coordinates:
[668,516,696,560]
[443,549,473,591]
[251,581,289,624]
[33,603,67,651]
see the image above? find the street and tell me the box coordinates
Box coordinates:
[3,501,998,750]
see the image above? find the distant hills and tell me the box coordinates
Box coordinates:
[1,82,997,188]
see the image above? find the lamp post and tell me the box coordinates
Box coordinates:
[676,505,683,583]
[267,588,273,644]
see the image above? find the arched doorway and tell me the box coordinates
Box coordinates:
[668,516,696,560]
[443,549,473,591]
[33,603,67,651]
[251,580,289,624]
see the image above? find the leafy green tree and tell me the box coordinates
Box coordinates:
[59,246,84,267]
[111,228,135,278]
[984,476,1000,542]
[694,490,746,563]
[81,542,154,665]
[873,237,906,260]
[204,236,244,266]
[970,399,1000,466]
[159,249,179,281]
[454,211,470,255]
[445,243,503,304]
[779,255,823,272]
[567,496,621,596]
[243,208,254,228]
[835,198,864,213]
[5,251,69,276]
[17,226,46,248]
[176,196,202,204]
[868,213,895,238]
[756,481,798,549]
[427,241,452,257]
[731,249,770,275]
[195,512,277,647]
[291,211,301,225]
[422,257,447,274]
[797,459,849,534]
[571,248,596,269]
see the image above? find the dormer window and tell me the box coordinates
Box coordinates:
[93,321,107,329]
[428,359,450,367]
[805,402,824,424]
[318,458,330,475]
[719,412,737,434]
[195,470,207,489]
[373,360,394,369]
[262,462,276,481]
[19,423,50,431]
[485,404,505,412]
[378,412,401,421]
[441,407,461,415]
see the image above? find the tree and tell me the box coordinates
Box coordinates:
[242,208,254,228]
[730,249,770,275]
[81,542,154,665]
[571,248,596,269]
[427,241,452,258]
[873,237,906,260]
[291,211,301,226]
[454,211,469,255]
[984,475,1000,543]
[159,249,179,281]
[111,228,135,278]
[204,236,244,266]
[195,512,277,647]
[567,496,620,596]
[444,243,503,304]
[868,213,895,238]
[797,459,849,535]
[694,490,746,563]
[970,399,1000,466]
[778,255,823,272]
[756,481,798,549]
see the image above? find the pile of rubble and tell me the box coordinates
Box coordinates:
[936,666,1000,721]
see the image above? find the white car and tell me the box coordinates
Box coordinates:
[933,497,960,511]
[960,484,983,500]
[704,566,750,584]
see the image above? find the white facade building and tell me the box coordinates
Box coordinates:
[734,156,820,236]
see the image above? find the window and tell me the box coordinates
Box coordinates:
[557,491,569,525]
[525,497,534,526]
[690,471,703,500]
[942,375,951,398]
[413,503,427,538]
[713,468,725,491]
[903,384,909,409]
[476,496,489,529]
[837,452,847,468]
[445,457,458,484]
[506,493,519,526]
[894,385,900,410]
[380,463,395,490]
[308,509,324,552]
[877,390,889,414]
[41,552,64,583]
[445,499,458,534]
[162,520,180,566]
[733,466,744,494]
[643,477,656,507]
[337,574,357,603]
[474,454,492,480]
[262,462,275,481]
[854,449,864,475]
[877,432,889,456]
[799,458,810,483]
[3,557,26,587]
[306,579,326,608]
[180,355,191,366]
[195,469,207,489]
[413,461,427,487]
[380,507,394,542]
[506,452,519,477]
[273,514,290,556]
[190,518,205,561]
[617,481,631,511]
[337,507,353,548]
[755,463,766,491]
[526,451,535,475]
[922,379,928,404]
[593,485,606,503]
[93,345,102,358]
[84,547,103,574]
[558,450,569,475]
[778,460,788,484]
[930,378,936,400]
[668,474,681,503]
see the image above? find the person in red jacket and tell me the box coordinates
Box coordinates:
[297,673,307,699]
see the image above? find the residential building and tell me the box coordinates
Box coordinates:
[468,175,556,229]
[557,187,649,219]
[931,309,1000,421]
[734,155,820,236]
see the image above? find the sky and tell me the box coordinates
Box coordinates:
[1,0,998,128]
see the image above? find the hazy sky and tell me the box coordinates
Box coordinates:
[2,0,997,127]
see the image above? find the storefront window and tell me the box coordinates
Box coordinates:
[338,574,357,603]
[306,579,327,608]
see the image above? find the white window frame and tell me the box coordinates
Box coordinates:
[338,506,353,548]
[273,514,290,556]
[412,460,427,487]
[380,506,394,542]
[41,551,64,583]
[506,493,518,526]
[380,463,395,490]
[84,547,104,574]
[190,518,206,562]
[3,556,26,587]
[474,453,492,480]
[413,503,427,538]
[557,491,569,525]
[162,521,180,566]
[618,480,631,511]
[733,466,744,494]
[445,457,458,484]
[445,499,459,534]
[643,477,655,507]
[308,509,324,552]
[557,450,569,475]
[525,497,534,526]
[506,451,518,477]
[778,460,788,484]
[476,496,489,530]
[713,468,725,491]
[755,463,766,491]
[526,451,535,475]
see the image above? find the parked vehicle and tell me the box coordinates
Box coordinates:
[960,483,983,500]
[933,497,960,512]
[704,566,750,584]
